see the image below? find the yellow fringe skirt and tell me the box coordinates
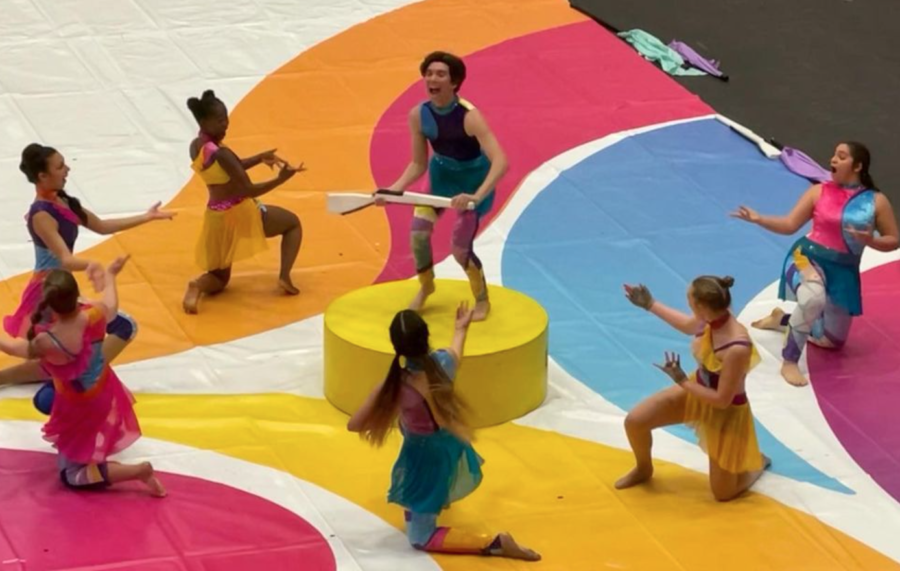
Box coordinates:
[684,391,764,474]
[195,198,268,271]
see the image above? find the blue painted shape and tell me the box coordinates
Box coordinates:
[502,118,851,493]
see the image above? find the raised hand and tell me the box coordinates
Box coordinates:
[654,351,688,384]
[146,201,176,220]
[258,149,280,168]
[85,261,106,292]
[107,254,132,276]
[624,283,654,310]
[730,205,761,224]
[455,300,475,330]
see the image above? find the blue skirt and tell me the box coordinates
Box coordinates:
[778,236,863,315]
[387,427,484,515]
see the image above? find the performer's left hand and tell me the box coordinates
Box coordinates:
[451,193,477,211]
[654,351,688,385]
[846,224,874,246]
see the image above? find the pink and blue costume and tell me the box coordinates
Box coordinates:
[2,199,137,414]
[778,181,876,362]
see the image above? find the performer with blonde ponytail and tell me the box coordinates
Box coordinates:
[0,260,165,497]
[347,302,540,561]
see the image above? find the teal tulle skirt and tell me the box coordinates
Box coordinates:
[429,153,493,217]
[388,427,484,515]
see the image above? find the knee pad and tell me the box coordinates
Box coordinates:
[33,381,55,415]
[106,312,137,342]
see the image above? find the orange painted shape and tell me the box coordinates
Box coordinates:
[0,0,586,368]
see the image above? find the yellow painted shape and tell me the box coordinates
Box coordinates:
[324,279,547,426]
[0,394,894,571]
[0,0,586,368]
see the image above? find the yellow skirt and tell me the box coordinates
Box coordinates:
[684,391,763,474]
[195,198,268,271]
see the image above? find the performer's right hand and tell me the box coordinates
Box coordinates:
[455,300,474,330]
[276,164,297,182]
[624,283,654,310]
[730,205,761,224]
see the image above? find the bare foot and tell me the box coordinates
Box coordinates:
[408,283,435,312]
[615,465,654,489]
[781,361,808,387]
[182,280,201,315]
[140,463,167,498]
[496,533,541,562]
[279,277,300,295]
[752,307,786,331]
[472,299,491,322]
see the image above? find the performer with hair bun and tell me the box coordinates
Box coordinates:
[183,89,304,314]
[617,275,770,502]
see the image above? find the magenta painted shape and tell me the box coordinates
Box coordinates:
[369,20,713,281]
[0,448,336,570]
[808,261,900,501]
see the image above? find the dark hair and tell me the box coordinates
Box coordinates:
[691,275,735,312]
[419,51,467,92]
[27,270,80,344]
[844,141,879,192]
[356,310,470,446]
[20,143,87,224]
[186,90,223,123]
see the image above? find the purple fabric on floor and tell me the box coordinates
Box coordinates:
[668,40,725,77]
[780,146,831,182]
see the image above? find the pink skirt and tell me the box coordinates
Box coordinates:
[3,271,48,338]
[42,367,142,465]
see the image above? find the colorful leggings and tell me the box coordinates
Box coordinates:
[781,278,852,363]
[405,511,501,554]
[59,460,110,489]
[410,207,488,302]
[33,312,138,415]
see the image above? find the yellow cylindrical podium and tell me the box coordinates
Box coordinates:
[324,279,547,427]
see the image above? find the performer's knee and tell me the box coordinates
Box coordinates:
[106,312,137,342]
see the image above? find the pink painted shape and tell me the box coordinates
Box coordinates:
[369,20,713,281]
[808,261,900,501]
[0,448,336,571]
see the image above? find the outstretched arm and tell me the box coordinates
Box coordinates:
[446,301,474,365]
[0,336,31,359]
[386,106,429,192]
[624,284,702,335]
[732,184,819,235]
[83,202,175,236]
[216,147,297,198]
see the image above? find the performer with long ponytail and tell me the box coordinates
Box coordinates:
[347,303,540,561]
[0,260,165,497]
